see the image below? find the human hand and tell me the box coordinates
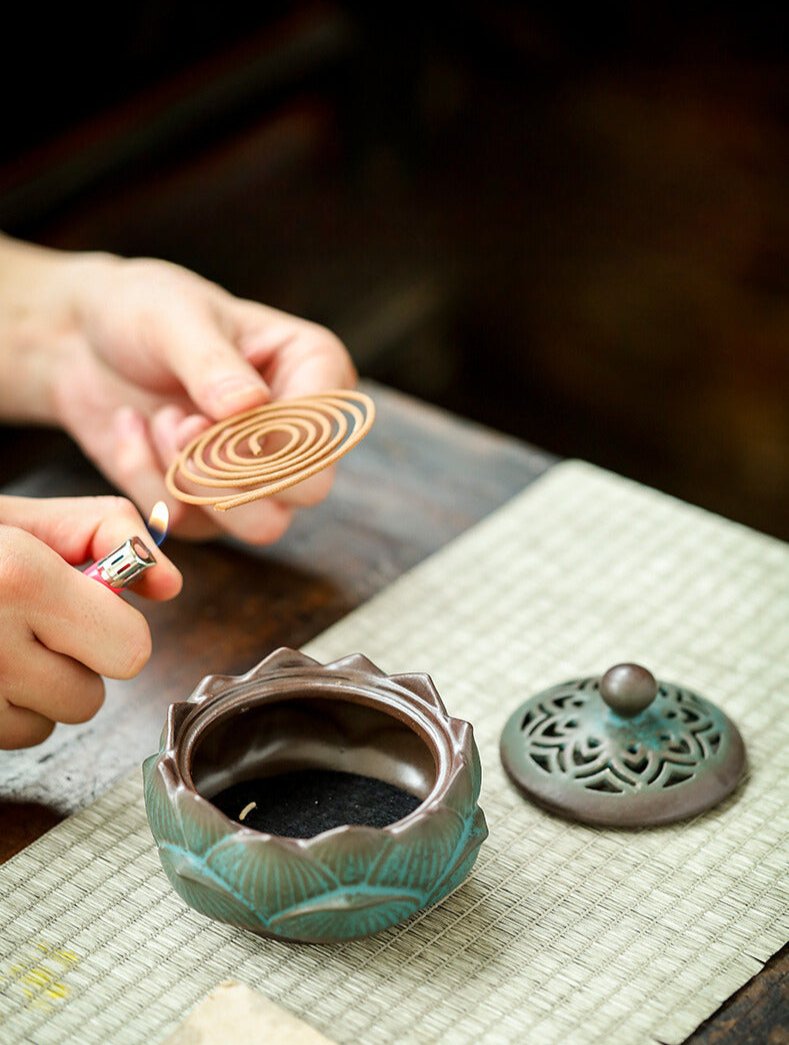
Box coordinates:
[0,495,182,749]
[2,239,356,542]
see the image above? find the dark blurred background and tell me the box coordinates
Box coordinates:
[1,2,787,538]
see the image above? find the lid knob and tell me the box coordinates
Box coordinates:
[599,663,657,718]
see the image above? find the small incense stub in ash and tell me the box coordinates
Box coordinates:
[212,769,422,838]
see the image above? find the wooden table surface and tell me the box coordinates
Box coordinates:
[0,381,784,1043]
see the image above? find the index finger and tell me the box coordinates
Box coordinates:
[152,303,271,420]
[0,494,182,601]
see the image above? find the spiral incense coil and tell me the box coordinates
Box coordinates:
[165,390,375,511]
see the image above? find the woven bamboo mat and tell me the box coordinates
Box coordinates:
[1,461,787,1044]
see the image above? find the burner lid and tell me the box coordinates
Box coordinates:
[500,664,746,827]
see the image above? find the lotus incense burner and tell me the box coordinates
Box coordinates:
[143,648,487,943]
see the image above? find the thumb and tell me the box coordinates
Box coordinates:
[0,491,182,601]
[154,305,271,420]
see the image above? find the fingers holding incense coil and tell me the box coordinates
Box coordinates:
[164,390,375,511]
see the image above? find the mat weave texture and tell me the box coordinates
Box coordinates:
[1,461,787,1044]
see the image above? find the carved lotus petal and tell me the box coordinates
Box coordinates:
[267,891,423,943]
[388,672,448,712]
[324,652,388,678]
[159,848,263,931]
[306,826,395,886]
[371,807,465,893]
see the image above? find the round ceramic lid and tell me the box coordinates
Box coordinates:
[499,664,746,827]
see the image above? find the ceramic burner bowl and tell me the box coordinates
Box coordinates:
[143,648,488,942]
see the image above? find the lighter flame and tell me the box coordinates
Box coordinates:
[147,501,170,547]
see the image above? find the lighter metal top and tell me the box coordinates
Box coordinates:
[92,536,156,589]
[500,663,746,827]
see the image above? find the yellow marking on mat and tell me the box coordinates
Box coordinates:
[3,939,80,1011]
[238,801,257,822]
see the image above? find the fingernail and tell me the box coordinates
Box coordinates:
[213,376,269,410]
[176,415,211,451]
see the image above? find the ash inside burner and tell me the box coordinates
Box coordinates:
[211,769,422,838]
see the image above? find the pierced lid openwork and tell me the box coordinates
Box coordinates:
[499,664,746,827]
